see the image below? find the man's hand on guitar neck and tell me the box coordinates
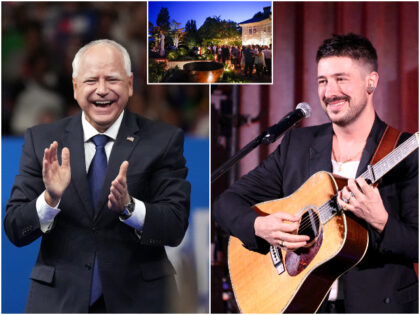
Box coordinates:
[338,178,389,233]
[254,212,310,250]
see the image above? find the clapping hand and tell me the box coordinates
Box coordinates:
[108,161,130,214]
[43,141,71,207]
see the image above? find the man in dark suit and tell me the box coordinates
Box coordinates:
[243,46,254,77]
[4,39,190,313]
[214,33,418,312]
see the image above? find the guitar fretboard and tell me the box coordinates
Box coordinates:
[319,198,339,225]
[320,132,418,225]
[360,133,419,183]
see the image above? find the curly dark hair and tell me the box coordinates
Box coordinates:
[316,33,378,71]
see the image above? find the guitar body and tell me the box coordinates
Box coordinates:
[228,171,369,313]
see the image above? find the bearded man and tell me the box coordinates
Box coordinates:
[214,33,418,313]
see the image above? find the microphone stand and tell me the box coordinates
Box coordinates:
[211,111,302,183]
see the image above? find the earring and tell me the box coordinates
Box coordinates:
[367,84,375,93]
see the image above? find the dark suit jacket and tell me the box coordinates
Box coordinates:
[4,110,191,313]
[213,115,418,313]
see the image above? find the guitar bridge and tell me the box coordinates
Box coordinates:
[270,245,285,275]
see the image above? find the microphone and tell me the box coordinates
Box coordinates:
[261,102,311,144]
[211,102,311,182]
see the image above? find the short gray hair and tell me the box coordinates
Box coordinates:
[72,39,132,78]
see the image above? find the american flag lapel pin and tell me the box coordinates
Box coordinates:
[126,136,134,142]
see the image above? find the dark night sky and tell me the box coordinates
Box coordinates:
[148,1,272,29]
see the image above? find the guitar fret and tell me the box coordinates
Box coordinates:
[319,197,339,225]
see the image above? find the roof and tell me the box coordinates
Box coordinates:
[238,7,271,25]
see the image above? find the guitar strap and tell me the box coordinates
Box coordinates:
[370,125,402,165]
[368,125,402,186]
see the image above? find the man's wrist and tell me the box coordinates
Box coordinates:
[37,191,61,233]
[375,211,389,233]
[254,216,262,237]
[45,191,60,208]
[120,195,135,220]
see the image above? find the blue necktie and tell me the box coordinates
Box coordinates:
[87,134,109,305]
[88,135,109,211]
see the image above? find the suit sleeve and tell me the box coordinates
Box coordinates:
[368,138,418,262]
[213,131,290,251]
[140,128,191,247]
[4,128,44,247]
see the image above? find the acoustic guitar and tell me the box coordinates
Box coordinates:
[228,132,418,313]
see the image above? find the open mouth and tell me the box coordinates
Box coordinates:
[327,100,346,108]
[92,100,114,107]
[325,96,349,110]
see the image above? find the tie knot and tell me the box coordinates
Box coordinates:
[91,134,109,148]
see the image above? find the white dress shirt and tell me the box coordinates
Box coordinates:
[36,110,146,234]
[328,159,360,301]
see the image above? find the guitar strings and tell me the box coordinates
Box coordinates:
[292,191,345,232]
[292,199,333,234]
[297,212,320,235]
[299,202,331,232]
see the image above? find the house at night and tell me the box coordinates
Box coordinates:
[238,6,272,46]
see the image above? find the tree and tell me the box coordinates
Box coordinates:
[148,22,163,51]
[184,19,198,49]
[170,20,185,49]
[156,7,170,31]
[197,16,241,47]
[185,20,197,33]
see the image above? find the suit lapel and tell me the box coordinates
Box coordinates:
[63,112,94,218]
[308,116,387,179]
[309,124,334,176]
[95,111,142,221]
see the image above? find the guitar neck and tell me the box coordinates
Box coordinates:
[360,132,419,184]
[320,132,418,225]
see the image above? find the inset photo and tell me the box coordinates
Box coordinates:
[148,1,272,84]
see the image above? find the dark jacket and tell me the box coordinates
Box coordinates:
[4,110,191,313]
[213,115,418,313]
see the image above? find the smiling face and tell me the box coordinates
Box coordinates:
[72,44,133,132]
[317,56,376,127]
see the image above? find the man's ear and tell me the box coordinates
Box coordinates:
[72,79,78,100]
[367,71,379,94]
[128,74,133,97]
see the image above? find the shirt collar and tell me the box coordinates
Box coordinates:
[81,110,124,142]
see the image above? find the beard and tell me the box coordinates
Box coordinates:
[323,95,368,127]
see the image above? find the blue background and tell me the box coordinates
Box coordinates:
[2,136,209,313]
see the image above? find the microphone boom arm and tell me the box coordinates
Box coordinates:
[211,132,266,183]
[211,103,311,183]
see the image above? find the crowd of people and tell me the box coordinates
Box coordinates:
[208,44,272,78]
[3,2,208,137]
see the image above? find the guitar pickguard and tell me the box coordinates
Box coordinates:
[285,230,323,276]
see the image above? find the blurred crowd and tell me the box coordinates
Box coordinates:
[2,2,209,137]
[209,44,272,78]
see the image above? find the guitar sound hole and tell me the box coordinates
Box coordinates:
[298,209,320,244]
[285,208,323,276]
